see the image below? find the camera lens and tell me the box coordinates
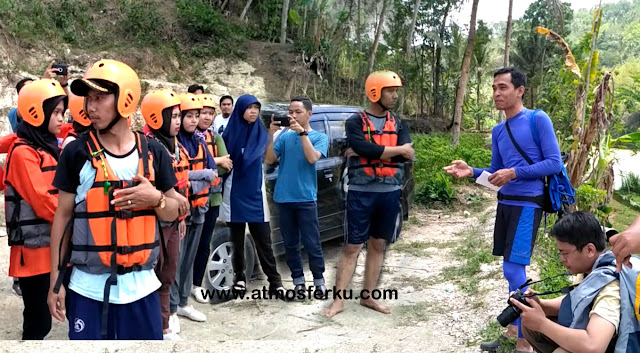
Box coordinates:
[497,305,521,327]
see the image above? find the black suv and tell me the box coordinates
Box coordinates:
[203,104,415,302]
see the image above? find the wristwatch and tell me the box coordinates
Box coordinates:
[155,193,166,210]
[299,131,309,137]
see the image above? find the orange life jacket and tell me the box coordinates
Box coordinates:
[4,139,57,248]
[203,130,222,191]
[174,143,191,199]
[188,142,210,208]
[69,131,159,274]
[348,110,404,186]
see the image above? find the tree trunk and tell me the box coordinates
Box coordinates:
[367,0,388,74]
[498,0,513,122]
[397,0,421,115]
[280,0,291,44]
[405,0,421,57]
[356,0,361,51]
[476,70,481,131]
[451,0,480,147]
[239,0,254,21]
[302,4,307,38]
[433,0,452,118]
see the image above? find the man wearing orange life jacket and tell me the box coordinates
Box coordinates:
[323,70,414,318]
[191,94,233,303]
[141,89,191,340]
[5,79,67,339]
[47,59,184,340]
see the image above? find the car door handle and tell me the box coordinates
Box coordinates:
[323,170,333,181]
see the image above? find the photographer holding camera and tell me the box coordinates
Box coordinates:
[509,212,621,353]
[265,97,329,297]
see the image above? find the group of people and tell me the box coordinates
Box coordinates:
[3,59,413,341]
[445,67,640,353]
[4,57,640,352]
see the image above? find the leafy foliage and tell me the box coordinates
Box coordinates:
[412,133,491,205]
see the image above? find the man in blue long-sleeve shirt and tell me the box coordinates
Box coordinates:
[445,67,562,353]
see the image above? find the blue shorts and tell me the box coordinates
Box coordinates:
[346,190,401,244]
[493,203,543,265]
[67,289,162,340]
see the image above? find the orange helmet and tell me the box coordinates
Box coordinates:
[17,79,66,127]
[179,93,203,112]
[364,70,403,103]
[68,91,91,127]
[141,89,181,130]
[198,94,216,109]
[70,59,141,119]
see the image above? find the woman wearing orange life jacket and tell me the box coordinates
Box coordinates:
[141,89,190,340]
[170,93,216,328]
[191,94,233,303]
[4,79,67,339]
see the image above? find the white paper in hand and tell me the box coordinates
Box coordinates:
[476,171,502,192]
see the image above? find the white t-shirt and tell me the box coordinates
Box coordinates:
[213,114,230,134]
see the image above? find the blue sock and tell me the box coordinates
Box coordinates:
[503,260,527,338]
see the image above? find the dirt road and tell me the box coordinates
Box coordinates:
[0,198,509,352]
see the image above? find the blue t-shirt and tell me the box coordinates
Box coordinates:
[273,130,329,203]
[472,108,562,208]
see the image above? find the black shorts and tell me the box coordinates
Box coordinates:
[346,190,401,244]
[493,203,543,265]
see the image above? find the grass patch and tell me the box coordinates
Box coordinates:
[394,302,436,326]
[440,226,497,295]
[611,193,640,231]
[394,275,438,292]
[391,240,455,258]
[531,231,570,297]
[468,321,515,352]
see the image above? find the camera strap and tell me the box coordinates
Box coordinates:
[519,272,577,297]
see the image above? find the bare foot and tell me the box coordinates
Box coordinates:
[322,300,344,317]
[360,298,391,314]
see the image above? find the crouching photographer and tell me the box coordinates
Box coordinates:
[500,212,629,353]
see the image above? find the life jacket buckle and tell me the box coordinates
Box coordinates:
[376,163,385,168]
[119,245,133,254]
[116,210,133,220]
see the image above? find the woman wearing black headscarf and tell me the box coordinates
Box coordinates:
[221,94,285,297]
[5,79,67,340]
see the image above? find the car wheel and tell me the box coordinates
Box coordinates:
[204,226,256,304]
[392,203,404,242]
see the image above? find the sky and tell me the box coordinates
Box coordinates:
[451,0,625,25]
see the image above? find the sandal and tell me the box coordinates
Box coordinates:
[232,280,246,293]
[480,334,510,352]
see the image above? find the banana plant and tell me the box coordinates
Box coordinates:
[591,131,640,201]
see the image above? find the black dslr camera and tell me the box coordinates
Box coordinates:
[497,288,531,327]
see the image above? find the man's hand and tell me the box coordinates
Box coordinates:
[610,217,640,272]
[400,143,415,160]
[443,160,473,179]
[112,174,162,209]
[174,192,189,218]
[344,147,359,158]
[48,284,66,322]
[510,297,548,332]
[216,155,233,171]
[269,114,281,137]
[488,168,517,187]
[289,116,305,134]
[523,289,542,307]
[42,60,57,79]
[57,74,69,87]
[178,220,187,239]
